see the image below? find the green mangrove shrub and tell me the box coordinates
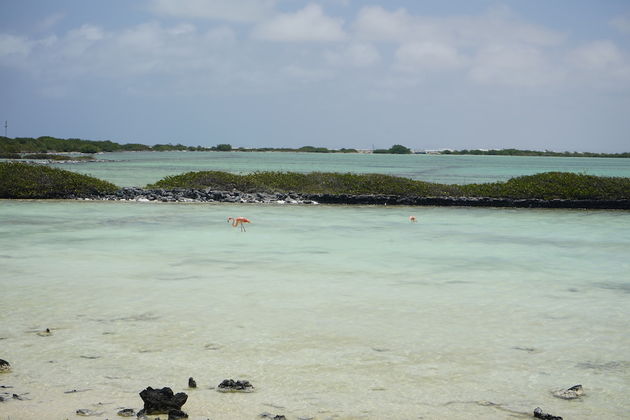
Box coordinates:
[148,170,462,196]
[0,162,118,198]
[461,172,630,200]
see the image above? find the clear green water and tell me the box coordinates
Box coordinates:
[1,154,629,419]
[49,151,630,187]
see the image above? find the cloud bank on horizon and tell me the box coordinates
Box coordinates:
[0,0,629,152]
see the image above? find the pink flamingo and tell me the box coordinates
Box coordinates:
[227,217,251,232]
[409,215,417,223]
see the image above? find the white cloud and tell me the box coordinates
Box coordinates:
[395,42,464,72]
[353,6,414,41]
[167,23,196,36]
[151,0,276,22]
[325,43,380,67]
[611,16,630,35]
[68,24,105,42]
[569,40,624,69]
[203,25,238,44]
[0,34,33,58]
[353,5,564,47]
[4,3,627,100]
[566,40,630,85]
[1,21,242,87]
[116,23,162,52]
[252,4,346,42]
[353,5,566,87]
[283,64,333,82]
[54,24,106,61]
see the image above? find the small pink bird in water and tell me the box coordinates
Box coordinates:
[409,215,417,223]
[227,217,251,232]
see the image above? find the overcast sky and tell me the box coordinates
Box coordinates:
[1,0,629,152]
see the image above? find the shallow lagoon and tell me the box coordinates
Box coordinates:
[1,199,629,419]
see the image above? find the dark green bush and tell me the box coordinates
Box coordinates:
[214,144,233,151]
[148,170,462,196]
[461,172,630,200]
[0,162,118,198]
[373,144,413,154]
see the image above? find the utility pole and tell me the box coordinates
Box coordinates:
[3,120,7,137]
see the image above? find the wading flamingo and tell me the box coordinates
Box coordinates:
[228,216,251,232]
[409,215,417,223]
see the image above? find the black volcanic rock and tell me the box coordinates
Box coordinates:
[139,387,187,415]
[217,379,254,392]
[534,407,563,420]
[168,408,189,419]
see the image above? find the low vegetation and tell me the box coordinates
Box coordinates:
[147,170,630,200]
[0,136,152,153]
[461,172,630,200]
[148,170,460,196]
[0,136,367,154]
[2,161,628,201]
[440,148,630,158]
[0,162,118,198]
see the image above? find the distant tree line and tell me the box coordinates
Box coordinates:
[0,136,241,153]
[3,136,624,158]
[0,136,363,154]
[440,148,630,158]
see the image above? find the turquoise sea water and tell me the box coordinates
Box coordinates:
[1,154,629,419]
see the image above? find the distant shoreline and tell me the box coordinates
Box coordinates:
[1,136,629,158]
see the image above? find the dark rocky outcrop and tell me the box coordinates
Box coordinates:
[534,407,563,420]
[303,193,630,209]
[167,408,189,419]
[217,379,254,392]
[69,187,630,209]
[138,387,188,415]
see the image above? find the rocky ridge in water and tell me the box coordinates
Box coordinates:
[68,187,630,209]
